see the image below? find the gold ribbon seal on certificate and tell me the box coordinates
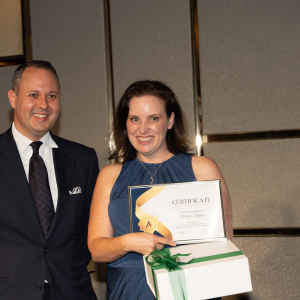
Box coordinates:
[138,214,159,234]
[136,186,173,240]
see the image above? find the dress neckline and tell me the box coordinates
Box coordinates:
[134,153,177,166]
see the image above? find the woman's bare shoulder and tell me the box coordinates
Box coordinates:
[96,163,123,189]
[100,163,122,176]
[192,155,218,168]
[191,155,222,181]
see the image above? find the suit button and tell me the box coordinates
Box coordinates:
[36,284,43,291]
[43,248,50,253]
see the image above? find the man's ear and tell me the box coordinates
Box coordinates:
[8,90,16,109]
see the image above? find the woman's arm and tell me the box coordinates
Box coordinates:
[192,156,233,241]
[88,164,176,263]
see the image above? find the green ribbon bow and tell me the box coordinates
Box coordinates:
[146,248,244,300]
[146,248,191,300]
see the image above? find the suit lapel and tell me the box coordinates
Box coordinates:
[0,128,44,241]
[48,136,75,237]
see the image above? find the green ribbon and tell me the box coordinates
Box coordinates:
[146,248,244,300]
[146,248,191,300]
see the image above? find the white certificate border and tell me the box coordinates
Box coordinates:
[128,180,227,243]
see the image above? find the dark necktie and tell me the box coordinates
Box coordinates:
[29,141,55,239]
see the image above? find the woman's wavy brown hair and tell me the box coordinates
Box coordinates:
[109,80,189,163]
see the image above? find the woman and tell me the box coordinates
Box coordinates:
[88,80,233,300]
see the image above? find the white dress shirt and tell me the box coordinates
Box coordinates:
[12,123,59,211]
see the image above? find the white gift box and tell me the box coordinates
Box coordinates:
[128,181,252,299]
[144,240,252,300]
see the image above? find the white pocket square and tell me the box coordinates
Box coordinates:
[69,186,82,195]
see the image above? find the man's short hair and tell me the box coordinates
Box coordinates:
[12,60,60,95]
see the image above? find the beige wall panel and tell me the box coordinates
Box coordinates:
[0,67,15,132]
[203,139,300,228]
[30,0,109,170]
[224,237,300,300]
[197,0,300,134]
[110,0,196,147]
[0,0,23,56]
[29,1,109,298]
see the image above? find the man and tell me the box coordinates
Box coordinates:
[0,61,99,300]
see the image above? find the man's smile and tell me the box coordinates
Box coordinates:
[32,113,49,120]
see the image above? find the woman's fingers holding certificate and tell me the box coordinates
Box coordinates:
[156,243,164,250]
[126,233,176,256]
[155,236,176,251]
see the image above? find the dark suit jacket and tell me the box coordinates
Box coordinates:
[0,128,99,300]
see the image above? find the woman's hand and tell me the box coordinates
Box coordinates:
[124,232,176,256]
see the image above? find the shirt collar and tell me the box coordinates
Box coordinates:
[12,122,58,154]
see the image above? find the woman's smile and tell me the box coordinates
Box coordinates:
[136,136,154,143]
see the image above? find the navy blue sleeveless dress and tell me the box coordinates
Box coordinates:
[107,153,221,300]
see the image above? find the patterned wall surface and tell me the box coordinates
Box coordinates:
[0,1,299,299]
[198,0,300,134]
[110,0,197,149]
[198,0,300,299]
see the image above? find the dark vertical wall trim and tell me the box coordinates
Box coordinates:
[190,0,202,156]
[22,0,32,61]
[103,0,115,153]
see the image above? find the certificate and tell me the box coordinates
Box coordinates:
[128,180,226,244]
